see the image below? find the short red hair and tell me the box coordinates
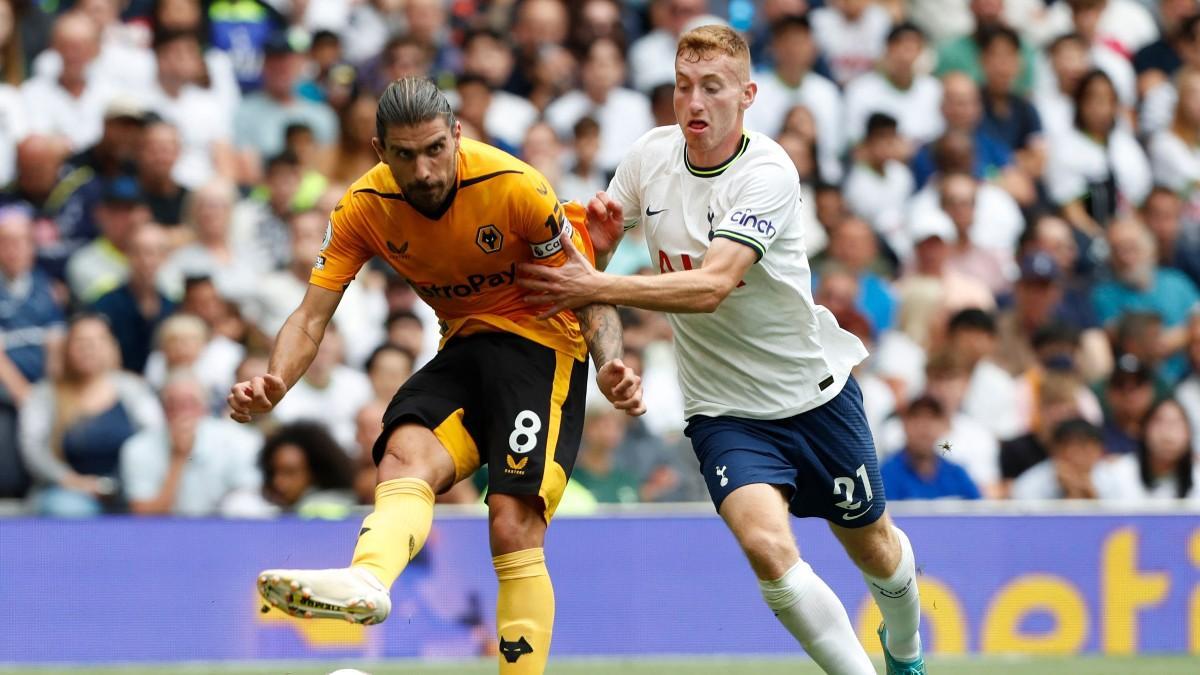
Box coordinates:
[676,24,751,81]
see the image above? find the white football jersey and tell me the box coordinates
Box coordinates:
[608,126,868,420]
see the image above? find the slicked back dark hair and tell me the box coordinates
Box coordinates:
[375,76,456,145]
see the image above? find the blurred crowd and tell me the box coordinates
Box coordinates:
[0,0,1198,518]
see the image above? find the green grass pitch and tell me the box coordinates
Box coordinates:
[3,656,1196,675]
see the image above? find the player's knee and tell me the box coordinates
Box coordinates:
[736,524,799,580]
[377,424,455,491]
[488,494,547,556]
[844,522,901,578]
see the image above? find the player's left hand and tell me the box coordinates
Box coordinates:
[518,234,608,319]
[597,358,646,417]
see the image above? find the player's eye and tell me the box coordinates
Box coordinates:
[428,143,444,156]
[704,85,720,94]
[397,149,415,160]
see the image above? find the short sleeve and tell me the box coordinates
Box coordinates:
[309,194,374,292]
[710,162,799,262]
[119,432,166,502]
[515,170,595,267]
[606,142,643,233]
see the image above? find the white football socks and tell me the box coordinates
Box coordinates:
[759,559,876,675]
[862,526,922,662]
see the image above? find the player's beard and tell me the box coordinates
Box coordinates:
[404,179,451,213]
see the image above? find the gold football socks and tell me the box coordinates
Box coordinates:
[349,478,435,588]
[493,548,555,673]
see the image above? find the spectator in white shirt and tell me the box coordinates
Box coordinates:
[143,313,243,407]
[1035,33,1092,138]
[1149,68,1200,216]
[1098,397,1198,501]
[811,0,893,87]
[556,117,608,204]
[628,0,709,92]
[544,37,654,175]
[899,205,997,312]
[146,29,235,190]
[1056,0,1138,106]
[845,22,945,148]
[947,308,1022,441]
[21,11,113,152]
[160,180,258,304]
[1011,418,1107,499]
[746,14,845,183]
[938,171,1016,296]
[1046,69,1151,237]
[843,112,914,244]
[121,369,261,516]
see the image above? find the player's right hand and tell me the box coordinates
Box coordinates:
[585,191,625,258]
[227,373,288,423]
[597,358,646,417]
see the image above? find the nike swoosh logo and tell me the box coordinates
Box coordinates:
[842,509,872,521]
[645,207,666,216]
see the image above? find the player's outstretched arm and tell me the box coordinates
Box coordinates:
[227,284,343,423]
[519,236,756,315]
[576,303,645,416]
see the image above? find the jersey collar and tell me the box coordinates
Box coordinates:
[684,132,750,178]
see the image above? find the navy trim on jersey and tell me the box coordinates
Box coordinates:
[711,229,765,261]
[684,132,750,178]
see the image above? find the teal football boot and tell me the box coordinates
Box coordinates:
[878,623,927,675]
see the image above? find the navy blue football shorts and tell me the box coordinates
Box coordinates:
[684,376,886,528]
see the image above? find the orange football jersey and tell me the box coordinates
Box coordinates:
[310,137,594,360]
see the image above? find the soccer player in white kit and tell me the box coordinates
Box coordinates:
[519,25,927,675]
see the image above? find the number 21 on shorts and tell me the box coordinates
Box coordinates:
[509,410,542,454]
[833,464,873,516]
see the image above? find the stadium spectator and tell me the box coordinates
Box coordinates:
[20,12,112,152]
[1056,0,1139,108]
[746,14,844,183]
[938,172,1015,297]
[0,4,27,189]
[65,176,151,304]
[818,216,896,333]
[147,0,240,113]
[159,181,257,303]
[912,73,1016,195]
[907,350,1001,496]
[1010,418,1106,499]
[811,0,892,87]
[453,74,515,155]
[270,322,372,452]
[257,421,356,516]
[384,308,431,366]
[146,29,235,192]
[1035,33,1093,138]
[1174,312,1200,457]
[556,117,607,205]
[845,22,943,148]
[297,30,354,110]
[1046,71,1151,237]
[232,33,337,185]
[519,121,565,194]
[1096,397,1198,501]
[572,403,643,504]
[1092,218,1200,380]
[318,92,382,187]
[90,222,175,375]
[629,0,708,93]
[935,0,1036,96]
[120,369,261,515]
[135,120,189,230]
[1100,353,1158,456]
[568,0,627,57]
[525,42,577,114]
[897,207,995,312]
[843,113,912,247]
[143,313,244,408]
[243,209,385,366]
[230,151,303,271]
[67,96,144,185]
[881,395,981,500]
[977,25,1046,187]
[947,309,1021,440]
[1139,187,1200,288]
[19,313,162,516]
[0,206,65,497]
[1132,0,1197,94]
[364,343,413,407]
[1000,372,1084,491]
[37,0,155,96]
[545,37,653,175]
[4,135,91,279]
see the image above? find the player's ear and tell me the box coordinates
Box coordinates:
[453,120,462,145]
[371,137,386,162]
[742,79,757,111]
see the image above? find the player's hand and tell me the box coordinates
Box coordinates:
[597,358,646,417]
[227,373,288,423]
[518,233,608,319]
[585,191,625,259]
